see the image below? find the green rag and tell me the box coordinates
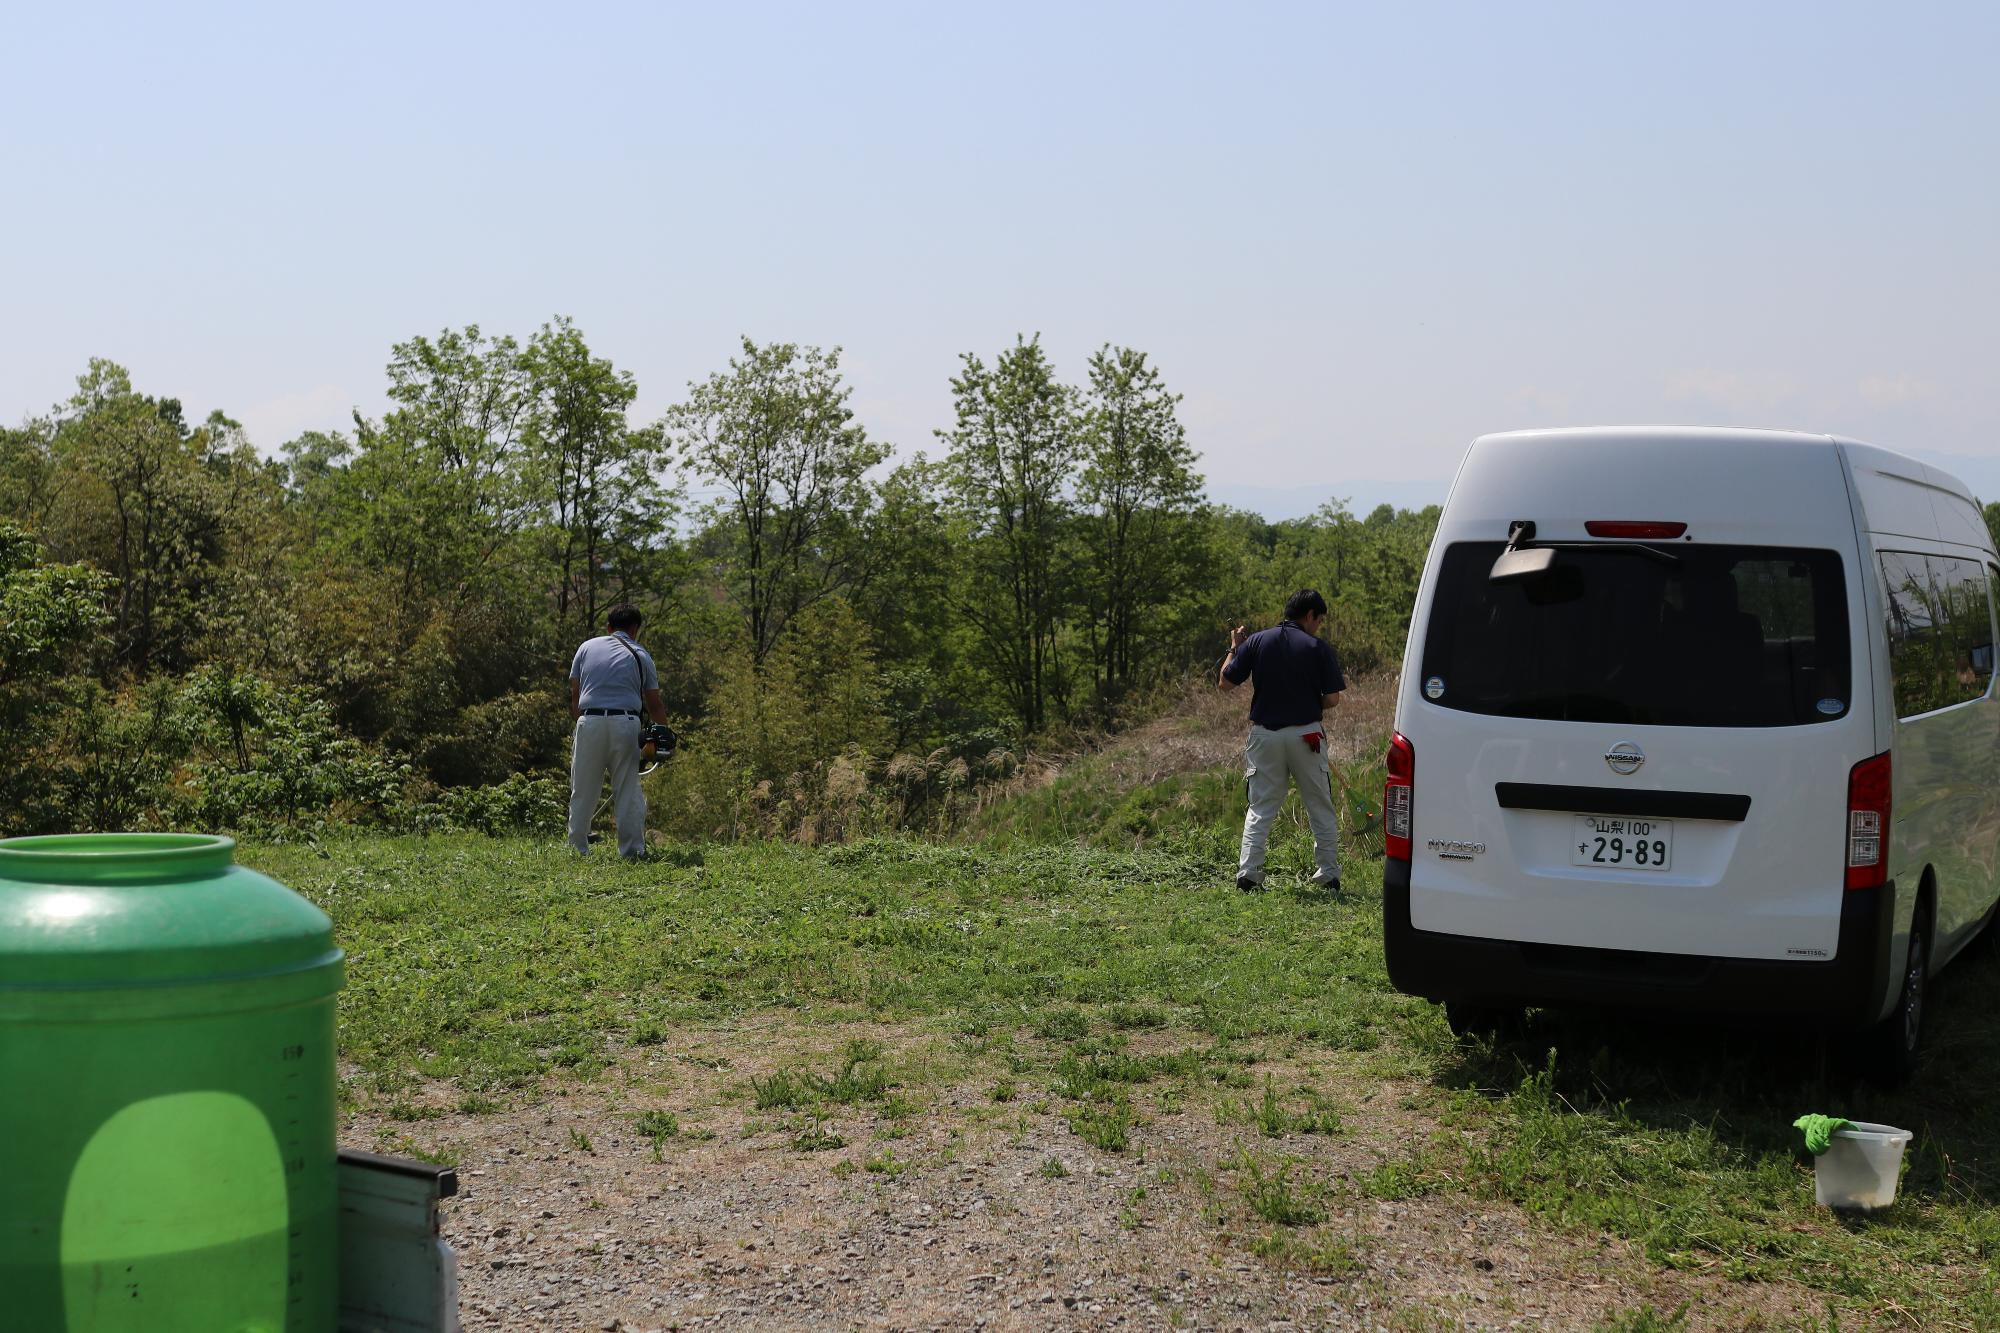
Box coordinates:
[1794,1114,1854,1155]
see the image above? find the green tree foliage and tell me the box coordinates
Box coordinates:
[940,336,1080,734]
[667,339,888,662]
[2,323,1446,839]
[342,325,535,624]
[40,362,267,675]
[0,525,113,819]
[520,316,662,641]
[1076,346,1211,704]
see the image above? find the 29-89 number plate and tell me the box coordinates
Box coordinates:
[1572,815,1673,871]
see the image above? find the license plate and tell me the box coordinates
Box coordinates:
[1571,815,1673,871]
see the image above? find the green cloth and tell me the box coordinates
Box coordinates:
[1794,1114,1854,1155]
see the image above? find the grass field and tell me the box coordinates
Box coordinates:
[241,680,2000,1330]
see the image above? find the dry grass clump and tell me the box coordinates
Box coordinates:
[975,670,1398,811]
[646,670,1397,847]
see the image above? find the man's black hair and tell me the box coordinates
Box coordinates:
[1283,589,1327,622]
[607,603,644,631]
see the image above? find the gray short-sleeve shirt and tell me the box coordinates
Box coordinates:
[569,632,659,711]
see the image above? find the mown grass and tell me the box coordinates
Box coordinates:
[245,823,1398,1094]
[241,749,2000,1327]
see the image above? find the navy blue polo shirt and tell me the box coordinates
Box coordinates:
[1223,621,1346,728]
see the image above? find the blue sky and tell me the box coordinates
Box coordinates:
[4,2,1997,515]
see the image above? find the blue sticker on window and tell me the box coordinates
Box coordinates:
[1424,676,1446,700]
[1817,698,1844,715]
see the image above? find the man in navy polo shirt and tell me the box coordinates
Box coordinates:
[1219,588,1346,891]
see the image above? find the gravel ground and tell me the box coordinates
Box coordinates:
[347,1020,1840,1333]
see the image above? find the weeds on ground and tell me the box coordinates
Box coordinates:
[1065,1097,1137,1152]
[1234,1155,1325,1227]
[1592,1306,1689,1333]
[1219,1077,1344,1137]
[790,1116,845,1152]
[864,1148,906,1176]
[635,1109,679,1158]
[752,1039,893,1110]
[1250,1226,1365,1276]
[634,1109,679,1139]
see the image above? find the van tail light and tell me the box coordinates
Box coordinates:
[1585,521,1688,539]
[1385,732,1415,862]
[1845,752,1891,890]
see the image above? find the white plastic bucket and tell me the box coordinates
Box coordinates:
[1814,1121,1913,1211]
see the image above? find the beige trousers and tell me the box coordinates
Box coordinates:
[568,715,646,857]
[1239,722,1341,885]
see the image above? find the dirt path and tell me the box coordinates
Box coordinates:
[349,1020,1845,1332]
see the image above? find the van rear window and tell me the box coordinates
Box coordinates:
[1420,543,1851,727]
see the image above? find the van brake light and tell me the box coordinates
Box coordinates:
[1585,521,1688,539]
[1385,732,1414,862]
[1846,752,1891,891]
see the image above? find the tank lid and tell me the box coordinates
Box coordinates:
[0,833,341,989]
[0,833,237,884]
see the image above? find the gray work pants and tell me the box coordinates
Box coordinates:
[568,714,646,857]
[1239,722,1341,885]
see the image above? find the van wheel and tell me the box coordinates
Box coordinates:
[1444,1000,1524,1041]
[1866,917,1929,1087]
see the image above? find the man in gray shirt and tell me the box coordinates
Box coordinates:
[567,604,670,858]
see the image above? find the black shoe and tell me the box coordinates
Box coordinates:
[1236,874,1264,892]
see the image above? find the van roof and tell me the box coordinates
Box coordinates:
[1470,426,1979,508]
[1448,427,1987,552]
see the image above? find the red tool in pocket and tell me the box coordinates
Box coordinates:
[1302,731,1323,753]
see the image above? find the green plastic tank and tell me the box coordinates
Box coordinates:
[0,834,344,1333]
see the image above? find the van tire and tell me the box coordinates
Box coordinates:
[1444,1000,1524,1041]
[1864,914,1929,1088]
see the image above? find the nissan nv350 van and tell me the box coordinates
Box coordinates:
[1384,427,2000,1081]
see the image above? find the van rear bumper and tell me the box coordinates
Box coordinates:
[1382,862,1895,1025]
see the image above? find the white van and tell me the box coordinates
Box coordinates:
[1384,427,2000,1080]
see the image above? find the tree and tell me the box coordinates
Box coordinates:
[520,316,662,641]
[1076,346,1210,703]
[45,361,258,675]
[667,338,888,662]
[0,523,112,827]
[939,335,1080,735]
[287,328,549,751]
[0,417,58,530]
[328,326,535,626]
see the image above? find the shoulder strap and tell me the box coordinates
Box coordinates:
[610,633,647,691]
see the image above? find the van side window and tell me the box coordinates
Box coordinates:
[1931,555,1995,705]
[1882,552,1951,717]
[1880,552,1993,716]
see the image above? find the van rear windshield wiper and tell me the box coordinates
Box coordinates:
[1489,519,1681,582]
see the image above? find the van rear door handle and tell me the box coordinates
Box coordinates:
[1495,783,1751,822]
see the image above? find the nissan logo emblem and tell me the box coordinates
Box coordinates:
[1605,742,1645,775]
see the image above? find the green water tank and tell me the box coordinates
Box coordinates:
[0,834,344,1333]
